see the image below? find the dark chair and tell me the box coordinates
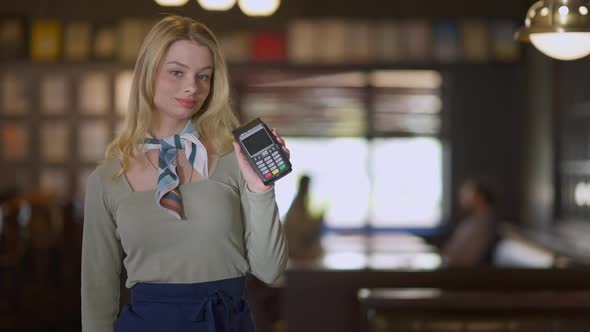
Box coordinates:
[16,191,80,332]
[0,197,28,317]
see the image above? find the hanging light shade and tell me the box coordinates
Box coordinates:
[154,0,189,6]
[238,0,280,17]
[197,0,237,11]
[516,0,590,60]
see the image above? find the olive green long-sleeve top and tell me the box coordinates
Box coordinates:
[81,150,288,332]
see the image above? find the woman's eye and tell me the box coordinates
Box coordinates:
[197,74,210,81]
[171,70,183,77]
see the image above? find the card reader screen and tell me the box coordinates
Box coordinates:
[243,129,273,156]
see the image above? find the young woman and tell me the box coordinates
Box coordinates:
[81,15,288,332]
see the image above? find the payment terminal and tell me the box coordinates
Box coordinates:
[233,118,292,185]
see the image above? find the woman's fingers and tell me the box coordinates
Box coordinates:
[272,128,290,159]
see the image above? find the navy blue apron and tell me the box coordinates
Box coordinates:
[116,276,255,332]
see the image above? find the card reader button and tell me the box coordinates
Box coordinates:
[272,169,279,175]
[279,164,286,171]
[264,173,272,179]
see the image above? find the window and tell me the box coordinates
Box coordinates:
[274,138,370,228]
[238,68,445,230]
[370,138,442,228]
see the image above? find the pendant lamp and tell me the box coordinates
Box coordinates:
[197,0,237,11]
[516,0,590,60]
[154,0,189,6]
[238,0,280,17]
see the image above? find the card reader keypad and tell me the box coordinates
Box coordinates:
[253,145,287,179]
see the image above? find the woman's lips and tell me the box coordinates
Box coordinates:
[176,98,196,108]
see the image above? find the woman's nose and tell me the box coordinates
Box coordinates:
[184,79,198,94]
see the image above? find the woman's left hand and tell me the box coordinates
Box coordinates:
[234,128,290,193]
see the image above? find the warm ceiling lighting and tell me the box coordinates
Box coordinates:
[516,0,590,60]
[238,0,280,16]
[154,0,189,6]
[197,0,236,11]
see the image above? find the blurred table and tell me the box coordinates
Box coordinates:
[286,232,441,272]
[281,233,590,332]
[358,288,590,332]
[283,232,442,332]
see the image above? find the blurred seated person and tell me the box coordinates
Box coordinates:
[284,175,324,260]
[442,178,499,267]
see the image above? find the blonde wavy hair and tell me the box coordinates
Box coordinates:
[105,15,239,176]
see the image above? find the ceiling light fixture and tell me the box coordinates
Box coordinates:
[197,0,237,11]
[238,0,280,17]
[516,0,590,60]
[154,0,189,6]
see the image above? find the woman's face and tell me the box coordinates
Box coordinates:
[153,39,214,123]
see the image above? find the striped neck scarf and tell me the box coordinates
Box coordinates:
[143,121,208,220]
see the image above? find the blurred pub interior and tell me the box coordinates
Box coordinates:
[3,0,590,331]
